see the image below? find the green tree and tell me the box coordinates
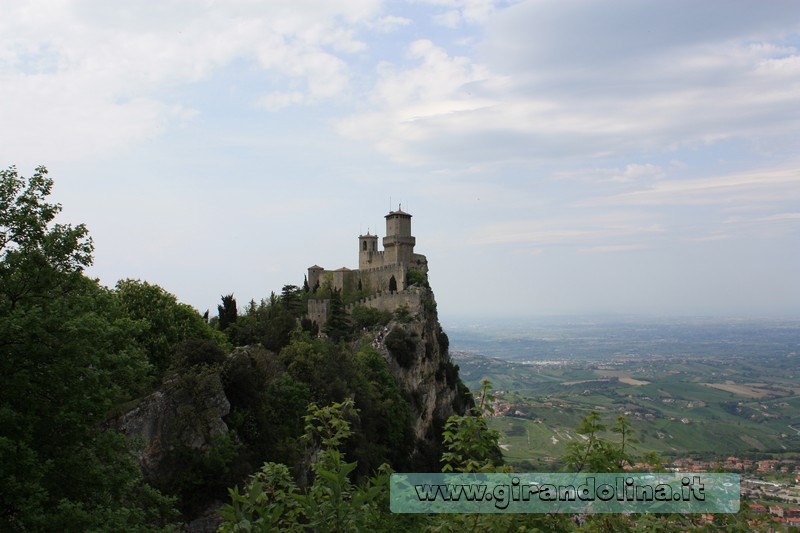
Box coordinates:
[434,380,568,532]
[231,294,297,352]
[115,278,226,375]
[281,284,303,318]
[218,293,238,331]
[0,166,92,307]
[323,288,350,342]
[220,399,396,532]
[565,411,606,472]
[405,269,428,288]
[0,166,175,531]
[350,346,415,473]
[350,305,392,329]
[279,331,351,405]
[174,337,227,369]
[384,327,417,368]
[262,300,297,352]
[563,411,638,474]
[440,379,503,473]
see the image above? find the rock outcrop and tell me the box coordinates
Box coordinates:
[379,285,473,464]
[113,369,230,481]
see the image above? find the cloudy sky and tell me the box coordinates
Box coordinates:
[2,0,799,321]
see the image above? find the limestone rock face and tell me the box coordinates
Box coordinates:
[380,286,472,462]
[113,369,230,480]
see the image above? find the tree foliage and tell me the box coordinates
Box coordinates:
[440,379,503,473]
[0,166,92,309]
[405,269,428,288]
[219,380,569,532]
[114,278,226,375]
[323,288,350,342]
[350,305,392,329]
[225,294,297,353]
[563,412,639,474]
[218,293,238,331]
[219,399,399,533]
[384,327,417,368]
[0,166,175,530]
[280,284,303,318]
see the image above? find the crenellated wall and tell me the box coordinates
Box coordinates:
[345,288,423,315]
[358,263,406,293]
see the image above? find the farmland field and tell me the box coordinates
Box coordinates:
[446,317,800,467]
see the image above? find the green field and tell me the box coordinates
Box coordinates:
[453,351,800,466]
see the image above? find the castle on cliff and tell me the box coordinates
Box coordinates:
[306,207,428,325]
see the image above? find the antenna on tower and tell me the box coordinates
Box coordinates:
[389,196,392,212]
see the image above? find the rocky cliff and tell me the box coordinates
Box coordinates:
[112,369,231,482]
[109,282,472,526]
[378,285,473,466]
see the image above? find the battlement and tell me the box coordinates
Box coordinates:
[359,249,385,270]
[345,288,423,315]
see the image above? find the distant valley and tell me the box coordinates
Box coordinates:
[445,318,800,468]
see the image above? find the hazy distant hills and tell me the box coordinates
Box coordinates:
[444,317,800,362]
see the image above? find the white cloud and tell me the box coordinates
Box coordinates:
[258,91,306,112]
[338,0,800,167]
[721,212,800,240]
[418,0,504,27]
[471,212,665,247]
[683,233,731,243]
[370,15,413,33]
[577,244,650,254]
[609,164,665,183]
[0,0,383,162]
[580,168,800,207]
[336,39,501,163]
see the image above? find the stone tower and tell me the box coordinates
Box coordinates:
[383,207,415,265]
[358,232,379,270]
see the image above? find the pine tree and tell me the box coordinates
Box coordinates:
[323,288,350,342]
[218,294,238,331]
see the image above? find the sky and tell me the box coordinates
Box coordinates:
[2,0,799,321]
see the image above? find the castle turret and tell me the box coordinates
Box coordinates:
[307,264,324,292]
[383,207,415,264]
[358,232,379,269]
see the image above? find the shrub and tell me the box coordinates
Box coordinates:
[350,305,392,329]
[405,269,428,288]
[394,305,413,323]
[174,338,226,369]
[384,328,417,368]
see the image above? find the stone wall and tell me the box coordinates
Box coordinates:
[307,299,330,326]
[346,288,422,315]
[357,263,406,294]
